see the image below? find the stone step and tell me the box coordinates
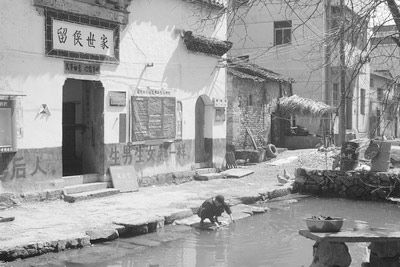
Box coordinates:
[194,173,224,181]
[63,182,109,195]
[195,168,217,175]
[62,173,100,186]
[64,188,120,203]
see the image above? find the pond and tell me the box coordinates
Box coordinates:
[9,196,400,267]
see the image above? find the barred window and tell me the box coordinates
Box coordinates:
[274,20,292,46]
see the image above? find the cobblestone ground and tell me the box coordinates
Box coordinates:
[0,148,333,261]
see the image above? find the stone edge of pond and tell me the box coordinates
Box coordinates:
[0,184,294,263]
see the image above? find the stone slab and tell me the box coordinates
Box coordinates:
[112,215,164,227]
[164,209,193,224]
[220,168,254,178]
[310,240,351,267]
[174,215,200,226]
[194,173,224,181]
[63,188,120,203]
[219,211,252,222]
[231,204,254,215]
[299,229,400,243]
[109,166,139,193]
[63,182,108,195]
[248,206,266,214]
[85,228,119,242]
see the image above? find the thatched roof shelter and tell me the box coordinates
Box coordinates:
[279,95,335,117]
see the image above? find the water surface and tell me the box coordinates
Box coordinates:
[11,197,400,267]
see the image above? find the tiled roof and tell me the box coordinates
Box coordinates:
[228,62,293,83]
[228,69,265,82]
[182,31,232,57]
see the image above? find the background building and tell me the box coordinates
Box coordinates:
[228,0,370,142]
[369,70,400,139]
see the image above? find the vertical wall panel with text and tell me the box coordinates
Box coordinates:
[131,96,176,142]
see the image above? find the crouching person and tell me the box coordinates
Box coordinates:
[197,195,234,227]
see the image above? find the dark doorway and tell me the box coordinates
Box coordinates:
[62,102,79,175]
[62,79,104,176]
[195,95,212,168]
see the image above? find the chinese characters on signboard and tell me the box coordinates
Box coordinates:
[133,87,173,97]
[45,11,119,63]
[64,61,100,75]
[53,19,114,57]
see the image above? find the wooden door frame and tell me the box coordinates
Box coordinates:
[195,95,213,168]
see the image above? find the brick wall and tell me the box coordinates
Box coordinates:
[226,75,281,149]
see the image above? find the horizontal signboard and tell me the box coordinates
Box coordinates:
[64,61,100,75]
[45,11,119,63]
[53,19,114,57]
[109,91,126,106]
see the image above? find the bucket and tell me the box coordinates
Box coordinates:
[371,141,391,172]
[340,141,360,171]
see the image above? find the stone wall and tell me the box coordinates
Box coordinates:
[0,148,62,193]
[294,168,400,201]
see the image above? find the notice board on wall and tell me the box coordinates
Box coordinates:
[131,96,176,141]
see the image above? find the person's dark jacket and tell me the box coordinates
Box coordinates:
[197,197,232,222]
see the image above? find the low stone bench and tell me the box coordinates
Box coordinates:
[299,229,400,266]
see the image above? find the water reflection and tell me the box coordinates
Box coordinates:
[9,197,400,267]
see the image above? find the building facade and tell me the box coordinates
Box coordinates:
[226,61,292,149]
[370,25,400,77]
[369,71,400,139]
[228,0,370,140]
[0,0,229,193]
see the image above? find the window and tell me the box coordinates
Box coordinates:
[176,101,182,140]
[332,83,339,106]
[0,107,12,147]
[370,78,374,88]
[248,94,253,106]
[377,88,384,102]
[360,89,366,115]
[274,20,292,46]
[0,99,16,153]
